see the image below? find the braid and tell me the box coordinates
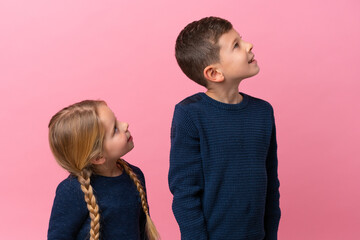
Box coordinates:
[117,159,160,240]
[77,168,100,240]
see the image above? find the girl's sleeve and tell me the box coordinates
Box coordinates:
[47,177,88,240]
[136,169,149,240]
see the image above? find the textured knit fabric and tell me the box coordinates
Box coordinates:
[48,163,148,240]
[168,92,281,240]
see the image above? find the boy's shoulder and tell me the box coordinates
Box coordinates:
[175,92,274,112]
[172,93,206,118]
[176,92,204,107]
[244,93,274,111]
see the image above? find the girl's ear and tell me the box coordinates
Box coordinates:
[203,64,224,83]
[90,155,106,165]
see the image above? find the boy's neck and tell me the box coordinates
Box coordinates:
[205,85,243,104]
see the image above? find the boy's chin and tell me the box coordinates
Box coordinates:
[252,65,260,74]
[247,68,260,78]
[239,70,260,81]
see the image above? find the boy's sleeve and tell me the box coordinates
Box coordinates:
[264,109,281,240]
[48,178,88,240]
[168,105,208,240]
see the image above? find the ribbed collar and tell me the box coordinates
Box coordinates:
[199,92,249,110]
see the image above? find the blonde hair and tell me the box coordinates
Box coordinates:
[48,100,159,240]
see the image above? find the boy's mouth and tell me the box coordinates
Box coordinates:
[248,55,255,63]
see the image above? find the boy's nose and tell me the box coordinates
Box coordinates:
[247,42,253,52]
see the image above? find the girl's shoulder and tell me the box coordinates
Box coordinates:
[123,160,146,183]
[55,175,83,198]
[48,176,88,239]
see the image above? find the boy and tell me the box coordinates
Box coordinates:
[168,17,281,240]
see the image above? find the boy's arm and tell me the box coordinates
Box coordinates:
[168,105,208,240]
[264,110,281,240]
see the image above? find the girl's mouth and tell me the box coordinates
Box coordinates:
[128,136,133,142]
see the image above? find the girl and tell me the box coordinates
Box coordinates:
[47,100,159,240]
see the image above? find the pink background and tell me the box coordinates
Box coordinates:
[1,0,359,239]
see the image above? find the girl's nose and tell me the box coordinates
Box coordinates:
[122,122,129,131]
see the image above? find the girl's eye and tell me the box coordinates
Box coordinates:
[114,125,118,134]
[234,43,239,49]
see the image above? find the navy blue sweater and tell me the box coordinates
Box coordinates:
[48,164,148,240]
[168,92,281,240]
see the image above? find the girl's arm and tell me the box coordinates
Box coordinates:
[48,177,88,240]
[133,166,149,240]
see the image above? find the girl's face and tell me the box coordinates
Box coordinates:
[97,104,134,162]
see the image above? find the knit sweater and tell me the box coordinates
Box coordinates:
[48,163,148,240]
[168,92,281,240]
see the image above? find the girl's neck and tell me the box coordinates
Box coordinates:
[93,160,123,177]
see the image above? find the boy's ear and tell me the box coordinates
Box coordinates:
[203,65,224,83]
[90,155,106,165]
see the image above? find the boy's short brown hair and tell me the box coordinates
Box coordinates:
[175,17,233,87]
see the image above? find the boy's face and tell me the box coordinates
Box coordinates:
[217,28,260,82]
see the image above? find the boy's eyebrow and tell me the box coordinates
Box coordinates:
[231,35,242,46]
[231,36,242,47]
